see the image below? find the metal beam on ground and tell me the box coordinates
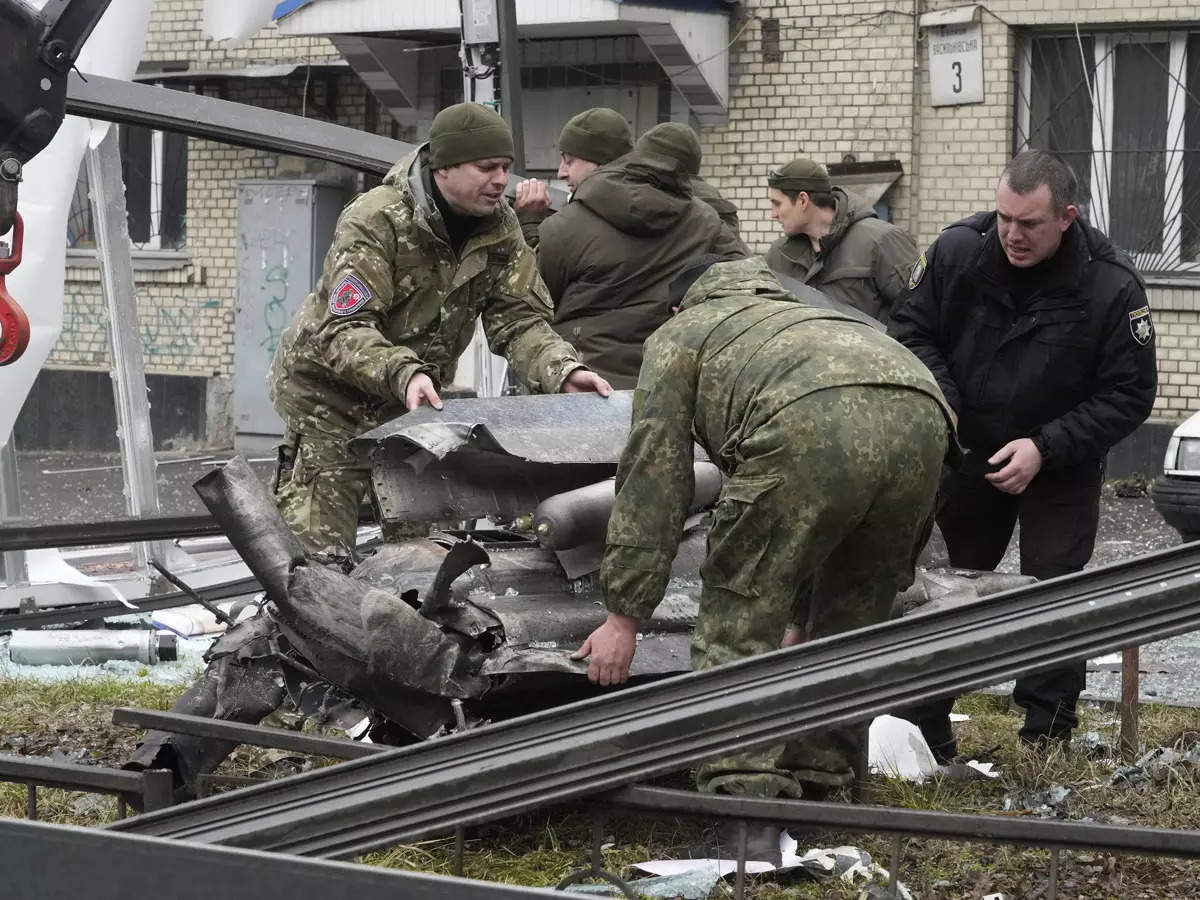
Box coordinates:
[0,574,260,631]
[111,543,1200,857]
[605,785,1200,859]
[112,708,382,760]
[0,818,562,900]
[0,513,221,551]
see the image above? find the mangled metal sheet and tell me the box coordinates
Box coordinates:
[354,394,639,525]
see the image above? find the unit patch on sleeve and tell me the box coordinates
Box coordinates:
[1128,305,1154,346]
[330,274,372,317]
[907,252,927,290]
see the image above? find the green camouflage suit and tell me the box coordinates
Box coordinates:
[600,257,955,797]
[268,146,585,552]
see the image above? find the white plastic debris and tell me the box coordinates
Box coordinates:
[869,715,940,780]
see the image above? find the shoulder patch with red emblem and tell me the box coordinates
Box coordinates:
[330,274,372,317]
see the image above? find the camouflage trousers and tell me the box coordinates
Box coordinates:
[274,428,372,555]
[693,385,947,799]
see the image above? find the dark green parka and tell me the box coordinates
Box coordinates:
[765,187,918,323]
[536,152,746,389]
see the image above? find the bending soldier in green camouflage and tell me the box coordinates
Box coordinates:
[572,256,954,855]
[268,103,611,553]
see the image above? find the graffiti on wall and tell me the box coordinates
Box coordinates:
[255,227,293,361]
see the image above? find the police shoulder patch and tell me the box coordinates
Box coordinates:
[908,252,927,290]
[1129,305,1154,346]
[330,274,372,317]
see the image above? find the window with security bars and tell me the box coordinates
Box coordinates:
[1016,30,1200,275]
[66,123,187,251]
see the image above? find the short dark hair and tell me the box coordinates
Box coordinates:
[1002,150,1078,216]
[779,189,836,209]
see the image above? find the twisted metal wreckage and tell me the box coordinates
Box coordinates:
[4,10,1200,899]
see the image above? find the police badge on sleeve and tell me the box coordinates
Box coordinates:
[330,273,372,317]
[908,252,927,290]
[1128,305,1154,346]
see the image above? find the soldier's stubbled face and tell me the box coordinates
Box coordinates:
[434,156,513,216]
[557,153,599,193]
[995,178,1077,268]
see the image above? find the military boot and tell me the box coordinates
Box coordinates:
[687,820,783,867]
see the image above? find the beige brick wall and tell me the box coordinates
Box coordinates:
[47,0,404,385]
[698,1,1200,421]
[142,0,337,69]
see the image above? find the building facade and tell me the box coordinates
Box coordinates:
[17,0,1200,467]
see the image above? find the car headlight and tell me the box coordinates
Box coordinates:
[1176,438,1200,472]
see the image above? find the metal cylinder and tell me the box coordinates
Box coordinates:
[192,456,305,604]
[533,462,723,551]
[8,629,173,666]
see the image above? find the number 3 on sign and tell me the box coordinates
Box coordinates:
[927,21,984,106]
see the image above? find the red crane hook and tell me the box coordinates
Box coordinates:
[0,213,30,366]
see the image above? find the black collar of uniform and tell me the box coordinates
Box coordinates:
[972,213,1088,304]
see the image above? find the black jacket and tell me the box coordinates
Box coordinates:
[888,212,1157,470]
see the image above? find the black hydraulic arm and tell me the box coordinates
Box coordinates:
[0,0,112,231]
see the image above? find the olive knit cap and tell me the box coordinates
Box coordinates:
[428,102,514,169]
[767,157,832,194]
[557,108,633,164]
[637,122,702,176]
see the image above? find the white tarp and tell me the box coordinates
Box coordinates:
[0,0,153,447]
[203,0,279,45]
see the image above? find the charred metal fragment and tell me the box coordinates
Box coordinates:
[192,457,304,604]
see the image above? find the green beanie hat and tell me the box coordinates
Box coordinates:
[767,157,832,194]
[636,122,702,176]
[557,108,633,164]
[428,102,514,169]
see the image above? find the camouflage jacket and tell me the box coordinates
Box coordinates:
[268,146,585,440]
[765,187,918,323]
[600,256,955,621]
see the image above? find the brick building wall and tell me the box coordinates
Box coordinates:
[40,1,398,445]
[698,1,1200,422]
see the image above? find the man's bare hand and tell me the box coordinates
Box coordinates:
[780,625,806,648]
[515,179,551,214]
[405,372,443,411]
[986,437,1042,494]
[571,613,638,685]
[562,369,612,397]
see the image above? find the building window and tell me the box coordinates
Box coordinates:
[66,124,188,252]
[1017,30,1200,275]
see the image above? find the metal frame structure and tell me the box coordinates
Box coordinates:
[0,753,173,820]
[112,542,1200,856]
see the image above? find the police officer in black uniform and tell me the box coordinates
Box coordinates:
[889,150,1157,758]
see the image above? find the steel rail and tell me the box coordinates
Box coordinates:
[110,542,1200,857]
[605,785,1200,859]
[0,818,562,900]
[112,708,382,761]
[63,75,568,205]
[0,575,261,631]
[0,513,221,551]
[65,73,411,176]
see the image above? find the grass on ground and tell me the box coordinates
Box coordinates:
[3,677,1200,898]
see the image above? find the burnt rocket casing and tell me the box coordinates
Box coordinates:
[192,456,305,604]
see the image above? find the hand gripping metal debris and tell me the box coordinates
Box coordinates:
[112,542,1200,858]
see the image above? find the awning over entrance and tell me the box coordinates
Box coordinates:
[275,0,732,122]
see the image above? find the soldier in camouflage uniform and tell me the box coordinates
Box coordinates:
[268,103,611,553]
[572,257,954,830]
